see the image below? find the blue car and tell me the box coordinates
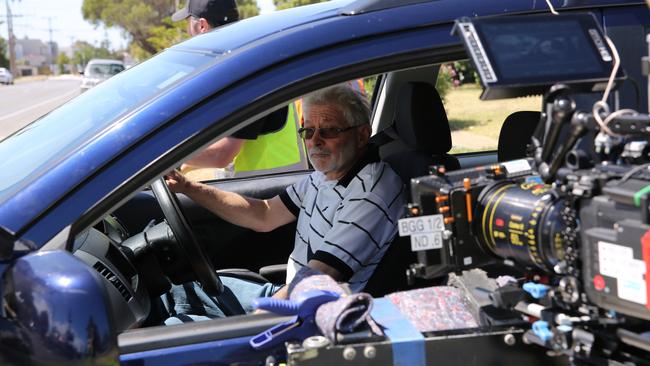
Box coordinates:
[0,0,648,365]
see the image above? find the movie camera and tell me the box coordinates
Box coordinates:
[401,13,650,363]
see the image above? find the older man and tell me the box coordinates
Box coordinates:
[163,84,404,320]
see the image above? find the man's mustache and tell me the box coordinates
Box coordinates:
[309,147,331,156]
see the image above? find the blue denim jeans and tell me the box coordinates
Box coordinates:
[162,276,283,325]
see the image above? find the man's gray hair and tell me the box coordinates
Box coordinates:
[303,83,370,127]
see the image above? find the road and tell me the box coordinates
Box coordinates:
[0,77,81,140]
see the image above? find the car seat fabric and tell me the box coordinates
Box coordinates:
[497,111,540,162]
[379,82,460,183]
[366,82,458,297]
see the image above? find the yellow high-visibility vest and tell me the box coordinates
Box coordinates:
[233,102,308,176]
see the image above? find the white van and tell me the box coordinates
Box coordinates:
[80,59,125,92]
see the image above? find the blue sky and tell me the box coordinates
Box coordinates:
[0,0,276,50]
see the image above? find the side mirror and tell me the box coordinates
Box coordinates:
[1,250,119,362]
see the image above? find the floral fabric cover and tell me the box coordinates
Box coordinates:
[386,286,478,332]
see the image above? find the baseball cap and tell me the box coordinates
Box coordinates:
[172,0,239,27]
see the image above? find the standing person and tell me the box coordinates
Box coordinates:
[172,0,240,36]
[162,84,405,321]
[172,0,308,178]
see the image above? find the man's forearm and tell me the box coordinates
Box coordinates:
[184,137,245,168]
[271,285,289,300]
[182,181,273,231]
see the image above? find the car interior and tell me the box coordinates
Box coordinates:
[64,58,542,353]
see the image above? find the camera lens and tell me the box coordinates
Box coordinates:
[475,180,567,271]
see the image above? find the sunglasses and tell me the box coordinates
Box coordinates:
[297,126,358,140]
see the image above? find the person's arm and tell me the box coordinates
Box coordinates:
[182,137,245,169]
[270,259,343,300]
[165,170,296,232]
[307,259,344,281]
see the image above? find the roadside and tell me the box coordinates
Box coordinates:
[14,75,48,84]
[13,74,81,84]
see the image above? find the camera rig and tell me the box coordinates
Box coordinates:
[400,13,650,364]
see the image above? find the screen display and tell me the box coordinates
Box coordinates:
[472,15,613,85]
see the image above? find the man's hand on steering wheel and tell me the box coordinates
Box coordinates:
[164,169,190,194]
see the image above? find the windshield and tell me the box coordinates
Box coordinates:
[0,49,215,203]
[86,62,125,77]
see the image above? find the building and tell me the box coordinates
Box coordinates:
[15,36,57,76]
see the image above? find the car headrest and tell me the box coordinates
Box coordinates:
[497,111,540,162]
[392,82,452,154]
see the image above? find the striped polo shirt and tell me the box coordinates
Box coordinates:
[279,147,405,292]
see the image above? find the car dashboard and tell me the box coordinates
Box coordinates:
[72,222,151,332]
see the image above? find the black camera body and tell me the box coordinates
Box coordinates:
[580,172,650,321]
[409,157,650,322]
[401,12,650,363]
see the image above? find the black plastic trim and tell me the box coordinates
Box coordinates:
[340,0,434,15]
[93,261,133,302]
[118,313,292,354]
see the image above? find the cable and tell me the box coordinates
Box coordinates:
[618,162,650,185]
[545,0,560,15]
[591,36,641,137]
[600,36,621,105]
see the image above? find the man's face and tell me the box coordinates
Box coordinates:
[303,104,369,180]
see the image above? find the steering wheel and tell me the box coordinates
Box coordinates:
[150,178,224,296]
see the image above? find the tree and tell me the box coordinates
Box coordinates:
[82,0,259,60]
[72,41,119,70]
[82,0,174,56]
[238,0,259,18]
[273,0,325,10]
[0,37,9,69]
[56,52,70,74]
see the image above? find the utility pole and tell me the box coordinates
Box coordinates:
[46,17,52,45]
[69,36,75,74]
[5,0,16,77]
[44,16,55,72]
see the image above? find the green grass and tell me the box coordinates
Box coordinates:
[444,85,541,140]
[449,146,478,154]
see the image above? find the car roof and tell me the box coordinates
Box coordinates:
[172,0,642,55]
[0,0,641,248]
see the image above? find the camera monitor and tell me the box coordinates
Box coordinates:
[453,13,625,100]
